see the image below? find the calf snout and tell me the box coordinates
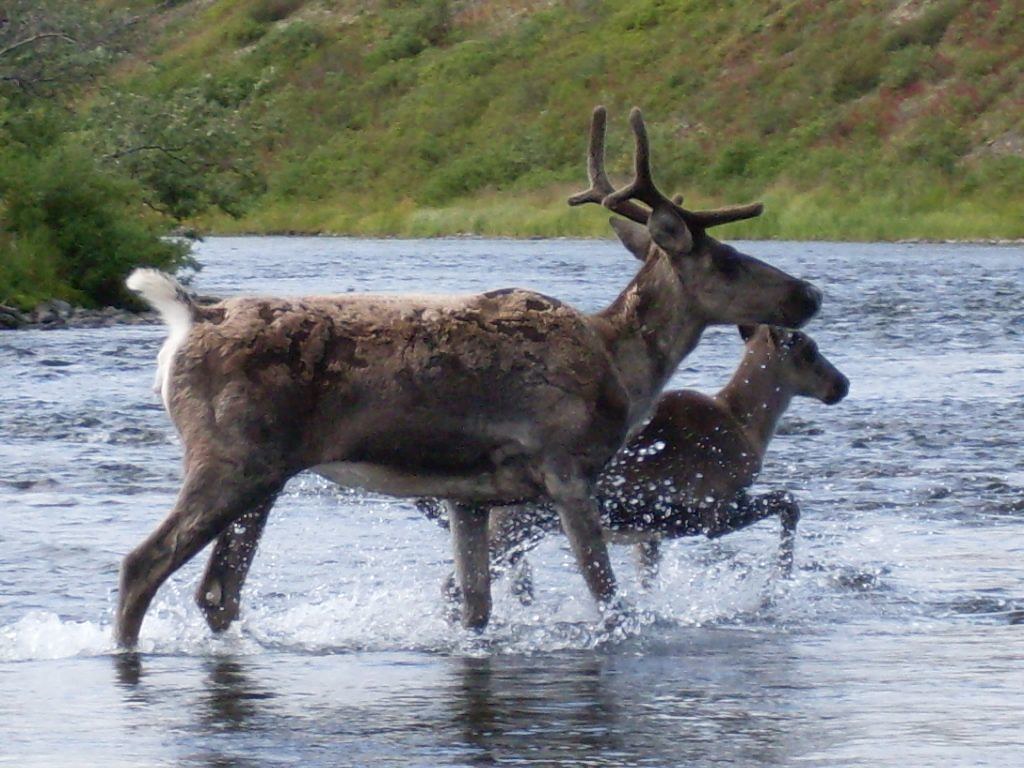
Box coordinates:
[824,373,850,405]
[784,282,823,327]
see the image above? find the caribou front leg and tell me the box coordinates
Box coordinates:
[448,501,492,631]
[702,490,800,577]
[542,459,618,614]
[196,496,276,632]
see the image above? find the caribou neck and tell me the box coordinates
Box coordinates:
[595,253,705,422]
[715,348,794,455]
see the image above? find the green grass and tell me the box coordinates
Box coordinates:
[98,0,1024,241]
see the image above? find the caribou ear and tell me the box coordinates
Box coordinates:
[738,325,757,342]
[648,205,693,256]
[609,217,652,261]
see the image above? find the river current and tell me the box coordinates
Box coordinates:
[1,237,1021,766]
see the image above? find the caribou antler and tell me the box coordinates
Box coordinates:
[601,107,764,237]
[567,106,649,225]
[602,108,679,214]
[687,202,764,229]
[603,108,693,254]
[572,106,764,238]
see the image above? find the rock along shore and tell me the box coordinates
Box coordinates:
[0,300,158,331]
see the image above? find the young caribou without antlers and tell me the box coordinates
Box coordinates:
[421,324,849,603]
[118,106,821,647]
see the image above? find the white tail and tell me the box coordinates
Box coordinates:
[126,268,195,408]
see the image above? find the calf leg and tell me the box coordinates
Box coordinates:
[488,504,553,606]
[448,501,491,631]
[702,490,800,576]
[636,540,661,589]
[117,458,282,648]
[508,557,535,606]
[195,495,276,633]
[776,493,800,579]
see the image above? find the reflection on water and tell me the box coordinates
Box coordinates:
[1,237,1023,766]
[99,637,811,767]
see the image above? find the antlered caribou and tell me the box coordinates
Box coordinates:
[117,107,821,647]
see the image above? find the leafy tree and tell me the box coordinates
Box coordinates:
[0,0,138,97]
[0,1,253,309]
[88,88,265,220]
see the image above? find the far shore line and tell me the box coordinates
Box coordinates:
[179,230,1024,246]
[4,236,1022,332]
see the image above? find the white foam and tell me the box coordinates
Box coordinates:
[0,611,113,662]
[0,526,881,662]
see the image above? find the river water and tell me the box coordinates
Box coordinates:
[1,237,1022,767]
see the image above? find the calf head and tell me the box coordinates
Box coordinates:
[739,325,850,405]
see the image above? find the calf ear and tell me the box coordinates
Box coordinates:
[610,218,653,261]
[738,325,757,341]
[768,327,788,346]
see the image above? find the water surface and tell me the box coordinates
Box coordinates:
[1,237,1022,766]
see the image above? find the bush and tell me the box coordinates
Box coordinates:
[895,115,970,175]
[0,143,192,309]
[90,88,265,220]
[228,17,268,47]
[711,140,760,181]
[367,1,452,65]
[883,0,962,50]
[249,0,306,24]
[831,52,883,101]
[881,44,931,89]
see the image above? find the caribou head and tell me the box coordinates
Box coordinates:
[570,106,821,331]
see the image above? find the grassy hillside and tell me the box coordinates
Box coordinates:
[86,0,1024,240]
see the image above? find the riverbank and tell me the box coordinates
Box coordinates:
[196,185,1024,243]
[0,300,158,331]
[4,230,1023,332]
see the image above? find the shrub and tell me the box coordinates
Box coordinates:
[831,52,883,101]
[895,115,970,175]
[367,0,452,65]
[0,143,192,309]
[229,17,268,47]
[711,140,760,181]
[249,0,306,24]
[881,44,930,89]
[883,0,962,50]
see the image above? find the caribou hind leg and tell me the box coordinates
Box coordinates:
[196,496,276,632]
[116,458,283,648]
[702,490,800,577]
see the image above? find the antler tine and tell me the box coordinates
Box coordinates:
[686,202,764,229]
[603,108,677,216]
[568,106,649,224]
[567,107,611,206]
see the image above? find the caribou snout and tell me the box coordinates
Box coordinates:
[785,281,822,327]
